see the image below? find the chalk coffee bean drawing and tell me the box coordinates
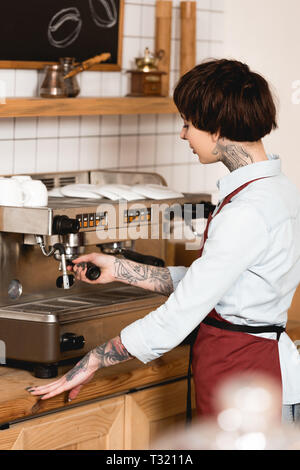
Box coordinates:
[48,0,118,49]
[48,7,82,48]
[89,0,117,28]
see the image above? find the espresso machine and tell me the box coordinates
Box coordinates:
[0,169,212,378]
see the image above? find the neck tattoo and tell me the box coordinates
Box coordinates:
[212,138,254,172]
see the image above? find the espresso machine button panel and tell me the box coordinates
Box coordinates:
[75,209,151,231]
[124,208,151,224]
[76,212,108,229]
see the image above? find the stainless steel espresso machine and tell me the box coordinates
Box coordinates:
[0,169,212,378]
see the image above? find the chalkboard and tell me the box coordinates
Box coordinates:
[0,0,124,70]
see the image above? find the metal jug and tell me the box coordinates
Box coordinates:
[39,54,110,98]
[59,57,80,98]
[39,64,67,98]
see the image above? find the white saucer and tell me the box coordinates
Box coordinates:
[60,184,101,199]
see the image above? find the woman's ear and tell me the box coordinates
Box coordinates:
[211,131,220,143]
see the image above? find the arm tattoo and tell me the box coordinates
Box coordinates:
[66,336,132,382]
[114,258,174,296]
[93,336,132,368]
[66,351,93,381]
[212,138,254,172]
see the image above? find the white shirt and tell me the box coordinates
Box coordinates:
[121,155,300,404]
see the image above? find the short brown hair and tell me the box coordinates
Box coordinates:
[173,59,277,142]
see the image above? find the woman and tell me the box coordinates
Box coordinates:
[28,59,300,423]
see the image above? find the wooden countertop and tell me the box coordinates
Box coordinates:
[1,316,300,428]
[0,346,190,426]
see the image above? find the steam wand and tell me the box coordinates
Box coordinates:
[35,235,101,288]
[35,236,73,289]
[54,243,72,289]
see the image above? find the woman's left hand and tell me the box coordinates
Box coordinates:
[27,350,99,401]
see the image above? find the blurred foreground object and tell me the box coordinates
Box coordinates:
[154,373,300,450]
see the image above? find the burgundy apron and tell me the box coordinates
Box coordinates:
[189,178,284,419]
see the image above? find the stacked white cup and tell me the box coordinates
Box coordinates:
[0,176,48,207]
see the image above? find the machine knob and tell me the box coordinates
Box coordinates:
[86,263,101,281]
[68,261,101,281]
[60,332,85,352]
[52,215,80,235]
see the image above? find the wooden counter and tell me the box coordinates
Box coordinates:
[0,316,300,450]
[0,346,190,427]
[1,318,300,428]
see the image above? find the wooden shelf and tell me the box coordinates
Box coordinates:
[0,96,177,118]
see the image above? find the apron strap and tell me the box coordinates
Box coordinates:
[203,315,285,341]
[185,326,200,425]
[186,342,193,425]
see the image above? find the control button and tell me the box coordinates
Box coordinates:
[8,279,22,300]
[76,215,83,228]
[83,214,88,228]
[60,333,85,352]
[89,214,95,227]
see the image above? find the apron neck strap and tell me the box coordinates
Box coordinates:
[199,177,269,258]
[215,177,268,217]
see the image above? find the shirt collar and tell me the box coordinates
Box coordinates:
[217,154,281,201]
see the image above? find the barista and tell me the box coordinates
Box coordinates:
[28,59,300,422]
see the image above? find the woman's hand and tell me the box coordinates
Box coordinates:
[70,252,174,295]
[27,350,99,401]
[70,252,116,284]
[27,336,133,401]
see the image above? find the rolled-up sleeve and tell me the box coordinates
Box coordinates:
[120,203,269,363]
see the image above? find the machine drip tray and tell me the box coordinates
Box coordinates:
[0,285,159,322]
[0,285,165,378]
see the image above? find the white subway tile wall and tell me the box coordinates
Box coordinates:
[0,0,225,197]
[58,138,80,172]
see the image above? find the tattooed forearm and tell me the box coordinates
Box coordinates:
[66,351,93,381]
[212,138,254,172]
[93,336,132,368]
[65,336,132,382]
[114,258,174,296]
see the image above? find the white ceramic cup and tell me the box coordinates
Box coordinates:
[12,175,32,183]
[22,179,48,207]
[0,178,24,206]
